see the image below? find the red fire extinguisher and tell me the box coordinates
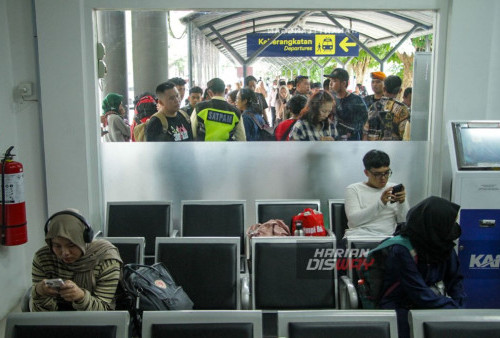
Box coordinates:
[1,146,28,245]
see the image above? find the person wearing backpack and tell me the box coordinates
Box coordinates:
[379,196,466,338]
[146,81,193,142]
[274,95,306,141]
[130,93,157,142]
[238,88,266,141]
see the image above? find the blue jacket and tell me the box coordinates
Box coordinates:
[380,244,466,338]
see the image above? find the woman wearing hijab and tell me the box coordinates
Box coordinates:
[31,210,122,311]
[102,93,130,142]
[380,196,466,338]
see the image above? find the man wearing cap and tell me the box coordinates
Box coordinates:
[364,71,386,110]
[325,68,368,140]
[191,77,246,141]
[363,75,411,141]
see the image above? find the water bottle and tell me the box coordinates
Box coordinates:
[294,221,304,236]
[357,279,374,309]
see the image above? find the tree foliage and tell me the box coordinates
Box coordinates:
[273,34,433,90]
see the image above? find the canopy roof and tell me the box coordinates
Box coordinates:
[181,10,434,67]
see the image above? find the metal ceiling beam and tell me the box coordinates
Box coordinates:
[322,11,383,64]
[377,11,433,30]
[308,12,398,38]
[381,24,420,63]
[208,24,245,65]
[197,11,252,30]
[245,11,309,66]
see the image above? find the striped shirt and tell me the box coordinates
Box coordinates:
[31,246,121,311]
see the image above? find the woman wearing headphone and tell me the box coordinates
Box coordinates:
[31,210,122,311]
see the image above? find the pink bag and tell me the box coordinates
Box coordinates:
[246,219,291,238]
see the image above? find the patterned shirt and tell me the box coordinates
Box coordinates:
[334,93,368,140]
[289,119,336,141]
[146,112,193,142]
[364,97,411,141]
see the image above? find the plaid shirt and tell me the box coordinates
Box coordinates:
[289,119,336,141]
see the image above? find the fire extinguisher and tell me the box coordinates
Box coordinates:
[1,146,28,245]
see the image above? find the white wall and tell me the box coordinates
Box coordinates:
[0,0,47,329]
[440,0,500,197]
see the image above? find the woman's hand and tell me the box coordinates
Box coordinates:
[36,280,60,297]
[58,280,85,302]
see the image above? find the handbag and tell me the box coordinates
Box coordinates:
[246,219,291,238]
[291,208,327,236]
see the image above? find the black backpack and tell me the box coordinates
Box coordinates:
[119,263,194,335]
[357,235,416,309]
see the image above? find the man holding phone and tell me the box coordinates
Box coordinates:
[344,149,410,237]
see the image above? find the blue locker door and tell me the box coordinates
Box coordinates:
[459,209,500,308]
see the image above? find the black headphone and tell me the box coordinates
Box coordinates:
[44,210,94,243]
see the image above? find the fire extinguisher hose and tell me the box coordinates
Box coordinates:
[1,146,15,241]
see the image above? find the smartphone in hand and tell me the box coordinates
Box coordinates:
[45,278,65,289]
[391,184,404,203]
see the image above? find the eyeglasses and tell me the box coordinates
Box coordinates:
[369,169,392,178]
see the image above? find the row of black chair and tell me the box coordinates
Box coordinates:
[105,236,337,311]
[8,309,500,338]
[105,199,348,262]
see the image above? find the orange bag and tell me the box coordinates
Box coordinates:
[291,208,327,236]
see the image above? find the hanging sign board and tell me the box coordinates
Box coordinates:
[246,33,359,57]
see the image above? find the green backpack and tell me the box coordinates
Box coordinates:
[357,235,416,309]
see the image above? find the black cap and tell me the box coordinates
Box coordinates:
[324,68,349,83]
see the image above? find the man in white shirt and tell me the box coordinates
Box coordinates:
[344,149,409,237]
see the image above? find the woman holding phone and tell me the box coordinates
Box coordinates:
[31,209,122,311]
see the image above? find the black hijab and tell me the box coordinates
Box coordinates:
[401,196,461,264]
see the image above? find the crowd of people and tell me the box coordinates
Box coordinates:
[100,69,413,142]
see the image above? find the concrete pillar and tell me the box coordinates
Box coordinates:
[96,11,129,106]
[131,12,168,96]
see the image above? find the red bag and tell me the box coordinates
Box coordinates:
[291,208,327,236]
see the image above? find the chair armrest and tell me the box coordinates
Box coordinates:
[339,275,358,309]
[240,274,251,310]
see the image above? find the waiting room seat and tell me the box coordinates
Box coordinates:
[106,201,172,265]
[328,199,348,243]
[103,236,145,265]
[155,237,243,310]
[142,310,263,338]
[339,236,390,310]
[181,200,246,254]
[251,237,337,310]
[409,309,500,338]
[277,310,398,338]
[5,311,130,338]
[255,199,321,227]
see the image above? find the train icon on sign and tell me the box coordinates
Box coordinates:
[321,38,334,50]
[315,35,336,55]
